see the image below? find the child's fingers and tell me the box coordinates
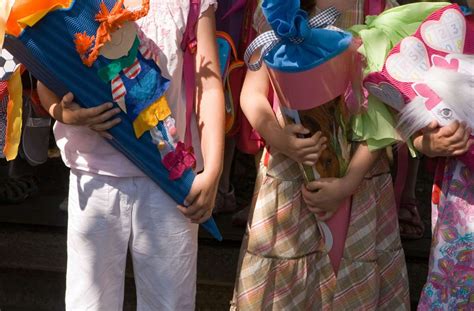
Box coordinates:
[440,120,461,137]
[423,120,439,132]
[451,139,474,156]
[88,108,121,125]
[305,180,324,192]
[191,209,212,224]
[177,204,203,222]
[315,211,334,221]
[306,204,327,215]
[177,202,201,220]
[285,123,310,136]
[301,184,323,207]
[89,118,121,132]
[82,102,115,119]
[61,92,75,106]
[98,131,114,140]
[447,123,467,143]
[298,132,327,149]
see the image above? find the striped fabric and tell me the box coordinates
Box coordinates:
[232,1,409,309]
[111,43,153,104]
[231,151,410,310]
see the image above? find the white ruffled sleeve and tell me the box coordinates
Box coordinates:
[200,0,218,17]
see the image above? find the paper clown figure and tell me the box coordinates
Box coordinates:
[364,4,474,170]
[1,0,222,240]
[72,2,188,174]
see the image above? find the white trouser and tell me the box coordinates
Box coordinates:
[66,169,198,311]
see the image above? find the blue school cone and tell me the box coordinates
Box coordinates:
[2,0,225,240]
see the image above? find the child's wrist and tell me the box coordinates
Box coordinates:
[341,174,359,196]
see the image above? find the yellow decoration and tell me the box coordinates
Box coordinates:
[0,0,15,48]
[133,96,171,138]
[6,0,73,36]
[3,68,23,160]
[158,141,166,150]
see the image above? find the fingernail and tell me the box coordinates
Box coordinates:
[184,200,189,207]
[113,108,121,113]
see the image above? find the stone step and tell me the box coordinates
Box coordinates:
[0,223,430,310]
[0,268,233,311]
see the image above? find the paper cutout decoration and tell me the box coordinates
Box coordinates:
[0,48,19,81]
[365,4,474,107]
[365,4,474,170]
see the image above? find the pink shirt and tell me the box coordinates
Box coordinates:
[54,0,217,177]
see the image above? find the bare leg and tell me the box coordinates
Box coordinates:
[398,156,425,240]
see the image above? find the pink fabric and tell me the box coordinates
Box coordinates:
[181,0,200,148]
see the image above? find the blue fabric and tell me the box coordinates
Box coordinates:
[4,0,222,240]
[261,0,353,72]
[120,52,169,122]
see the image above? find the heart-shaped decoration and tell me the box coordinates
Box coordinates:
[364,82,406,111]
[386,37,430,83]
[421,8,465,54]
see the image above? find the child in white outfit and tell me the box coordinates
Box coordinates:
[37,0,224,310]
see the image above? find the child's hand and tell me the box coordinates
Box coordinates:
[272,124,327,166]
[301,176,356,221]
[414,120,472,158]
[56,93,121,139]
[177,171,219,224]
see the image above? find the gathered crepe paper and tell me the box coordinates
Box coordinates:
[365,4,474,170]
[349,2,450,152]
[0,0,15,49]
[245,0,358,273]
[4,67,22,160]
[2,0,222,241]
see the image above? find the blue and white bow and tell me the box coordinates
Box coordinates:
[244,4,352,73]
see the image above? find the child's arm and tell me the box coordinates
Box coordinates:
[413,120,472,157]
[37,81,121,139]
[240,58,327,166]
[177,7,225,224]
[302,143,381,220]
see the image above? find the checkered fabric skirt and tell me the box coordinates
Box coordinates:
[231,151,410,310]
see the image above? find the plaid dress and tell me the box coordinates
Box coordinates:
[231,1,410,310]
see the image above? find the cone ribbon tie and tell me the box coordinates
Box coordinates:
[244,7,340,71]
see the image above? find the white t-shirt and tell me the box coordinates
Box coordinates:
[54,0,217,177]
